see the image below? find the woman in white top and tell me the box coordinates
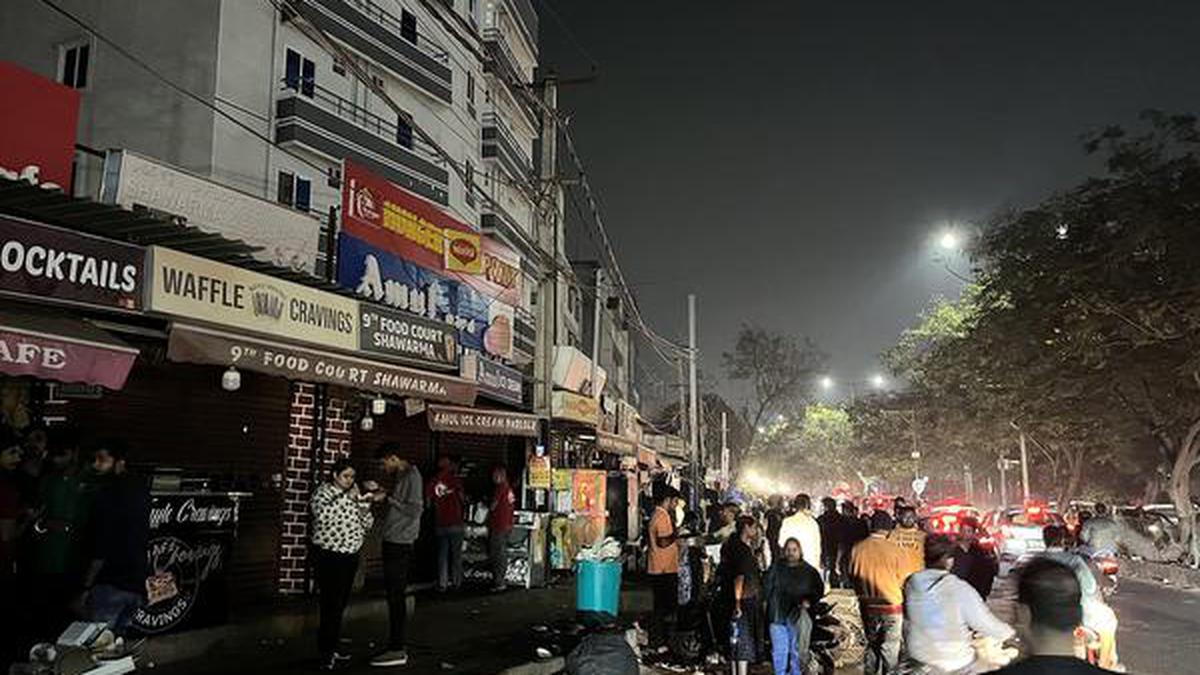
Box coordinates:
[311,458,374,670]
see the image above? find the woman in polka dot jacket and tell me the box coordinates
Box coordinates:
[311,458,374,670]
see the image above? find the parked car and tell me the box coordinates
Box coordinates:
[982,504,1066,561]
[925,502,982,537]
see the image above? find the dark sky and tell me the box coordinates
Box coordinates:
[539,1,1200,404]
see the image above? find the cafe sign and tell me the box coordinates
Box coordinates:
[0,215,144,310]
[359,302,458,369]
[148,246,358,351]
[167,323,476,405]
[426,404,540,437]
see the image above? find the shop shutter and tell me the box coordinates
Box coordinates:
[62,360,290,603]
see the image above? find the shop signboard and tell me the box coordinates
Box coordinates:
[0,215,145,310]
[551,468,573,492]
[527,453,551,489]
[358,302,457,369]
[342,160,481,275]
[148,247,358,351]
[0,62,80,191]
[167,323,476,405]
[571,470,606,516]
[0,316,138,390]
[475,356,524,406]
[101,151,321,274]
[426,404,540,437]
[617,399,642,444]
[551,345,605,396]
[596,431,637,457]
[338,233,513,359]
[551,390,599,427]
[134,492,241,634]
[461,237,523,307]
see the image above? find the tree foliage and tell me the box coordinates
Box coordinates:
[722,324,827,447]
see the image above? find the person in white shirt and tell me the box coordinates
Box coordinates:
[778,494,822,572]
[902,535,1015,674]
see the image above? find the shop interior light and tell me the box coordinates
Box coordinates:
[371,397,387,415]
[221,366,241,392]
[360,414,375,432]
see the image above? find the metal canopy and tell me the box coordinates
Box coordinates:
[0,178,354,298]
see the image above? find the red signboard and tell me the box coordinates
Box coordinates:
[341,160,480,274]
[0,325,138,390]
[0,62,80,190]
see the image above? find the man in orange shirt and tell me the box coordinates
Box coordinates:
[888,505,926,581]
[647,485,682,648]
[850,511,908,675]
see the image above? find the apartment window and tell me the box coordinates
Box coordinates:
[277,171,312,212]
[396,115,414,149]
[467,72,476,105]
[59,41,90,89]
[400,10,418,44]
[332,57,346,77]
[284,48,315,97]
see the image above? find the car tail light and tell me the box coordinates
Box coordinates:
[1097,559,1118,575]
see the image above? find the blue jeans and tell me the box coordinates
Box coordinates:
[87,584,143,636]
[770,611,812,675]
[435,526,465,590]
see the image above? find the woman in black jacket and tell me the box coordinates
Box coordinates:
[763,537,824,675]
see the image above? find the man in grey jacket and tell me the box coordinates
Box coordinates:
[364,444,423,668]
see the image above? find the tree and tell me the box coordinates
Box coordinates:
[652,393,753,472]
[722,325,827,447]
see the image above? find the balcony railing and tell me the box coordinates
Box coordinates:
[481,110,533,178]
[276,81,450,204]
[291,0,453,104]
[346,0,449,64]
[482,27,527,85]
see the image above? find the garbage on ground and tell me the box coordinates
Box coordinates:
[575,537,622,562]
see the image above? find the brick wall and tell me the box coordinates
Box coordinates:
[277,382,354,594]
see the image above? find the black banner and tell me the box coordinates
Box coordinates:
[358,303,458,369]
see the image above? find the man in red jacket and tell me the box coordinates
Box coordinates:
[487,465,516,592]
[425,456,465,592]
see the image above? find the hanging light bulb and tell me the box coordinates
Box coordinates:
[371,396,387,416]
[360,414,375,432]
[221,366,241,392]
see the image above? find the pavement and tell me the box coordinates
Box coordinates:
[1110,578,1200,675]
[150,581,651,675]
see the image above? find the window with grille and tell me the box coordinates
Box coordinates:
[59,41,90,89]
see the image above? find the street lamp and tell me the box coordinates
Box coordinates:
[938,230,960,251]
[820,376,834,391]
[870,374,886,389]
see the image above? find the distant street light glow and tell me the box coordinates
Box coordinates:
[820,376,834,390]
[871,374,886,389]
[939,230,960,251]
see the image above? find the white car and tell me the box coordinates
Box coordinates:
[983,505,1066,561]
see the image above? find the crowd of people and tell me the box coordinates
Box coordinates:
[0,427,150,669]
[644,487,1124,674]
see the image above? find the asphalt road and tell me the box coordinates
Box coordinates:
[1111,579,1200,675]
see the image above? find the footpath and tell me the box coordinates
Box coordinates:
[149,582,651,675]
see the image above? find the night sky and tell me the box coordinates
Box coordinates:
[540,1,1200,405]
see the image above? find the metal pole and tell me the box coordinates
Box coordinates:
[720,411,729,481]
[1019,432,1031,503]
[910,409,920,481]
[999,457,1009,511]
[688,295,700,507]
[589,267,603,399]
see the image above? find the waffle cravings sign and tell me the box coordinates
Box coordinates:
[148,246,357,350]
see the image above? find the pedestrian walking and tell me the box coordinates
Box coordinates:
[817,497,842,586]
[765,495,786,564]
[364,444,422,668]
[849,511,906,675]
[838,501,868,589]
[779,494,822,573]
[950,518,999,600]
[722,516,763,675]
[487,465,515,592]
[646,484,681,648]
[764,537,823,675]
[311,459,374,670]
[887,505,925,583]
[426,456,465,592]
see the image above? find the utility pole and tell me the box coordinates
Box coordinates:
[589,267,603,399]
[720,411,729,481]
[534,75,561,419]
[910,409,920,481]
[1019,431,1031,503]
[999,457,1009,511]
[687,295,700,507]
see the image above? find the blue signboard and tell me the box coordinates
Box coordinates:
[337,233,513,358]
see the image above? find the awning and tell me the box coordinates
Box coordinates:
[596,431,637,457]
[426,404,541,437]
[167,323,477,405]
[0,308,138,389]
